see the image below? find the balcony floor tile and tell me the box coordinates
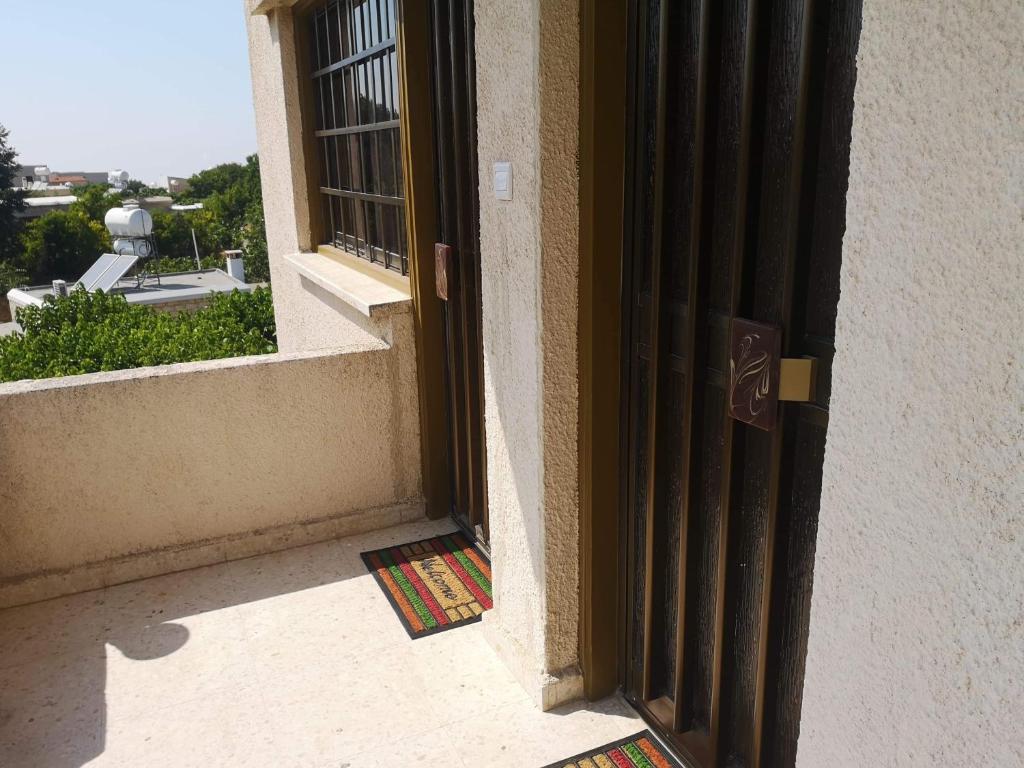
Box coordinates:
[0,519,642,767]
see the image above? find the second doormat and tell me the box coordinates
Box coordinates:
[540,731,684,768]
[361,531,492,638]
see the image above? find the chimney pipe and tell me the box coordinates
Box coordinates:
[223,250,245,283]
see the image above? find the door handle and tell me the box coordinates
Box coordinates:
[435,243,453,301]
[779,357,817,402]
[729,318,817,430]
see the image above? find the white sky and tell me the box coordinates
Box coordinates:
[1,1,258,185]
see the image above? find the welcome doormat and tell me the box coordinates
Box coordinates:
[541,731,684,768]
[360,531,492,638]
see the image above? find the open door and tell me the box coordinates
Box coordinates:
[620,1,862,766]
[428,0,487,544]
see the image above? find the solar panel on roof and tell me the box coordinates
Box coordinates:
[76,253,138,292]
[76,254,118,290]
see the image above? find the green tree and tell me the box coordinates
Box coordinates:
[240,154,269,282]
[0,123,27,268]
[123,179,168,197]
[181,162,248,201]
[0,261,26,320]
[69,185,123,223]
[0,287,277,382]
[171,155,269,282]
[16,209,109,284]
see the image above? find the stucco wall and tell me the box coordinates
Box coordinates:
[798,1,1024,764]
[245,0,387,353]
[475,0,582,709]
[0,345,423,608]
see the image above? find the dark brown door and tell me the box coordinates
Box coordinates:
[620,1,862,766]
[428,0,487,542]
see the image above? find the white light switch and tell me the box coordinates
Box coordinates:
[493,162,512,201]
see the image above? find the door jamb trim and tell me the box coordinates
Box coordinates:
[579,0,629,701]
[397,0,451,520]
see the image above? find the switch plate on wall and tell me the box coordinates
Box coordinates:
[493,162,512,201]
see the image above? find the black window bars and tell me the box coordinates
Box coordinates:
[310,0,407,275]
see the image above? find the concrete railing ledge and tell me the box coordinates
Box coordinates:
[0,344,388,397]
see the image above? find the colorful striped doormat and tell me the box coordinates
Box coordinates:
[360,531,492,639]
[541,731,684,768]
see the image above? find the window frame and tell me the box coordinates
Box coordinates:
[300,0,409,277]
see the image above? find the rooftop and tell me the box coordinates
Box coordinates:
[8,269,253,311]
[0,520,643,767]
[23,195,78,207]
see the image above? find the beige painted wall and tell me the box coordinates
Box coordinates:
[247,0,586,709]
[0,345,423,608]
[245,0,392,353]
[474,0,582,709]
[798,1,1024,764]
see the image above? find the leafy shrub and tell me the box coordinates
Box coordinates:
[0,287,277,383]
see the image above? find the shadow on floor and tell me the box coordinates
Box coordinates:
[0,533,378,768]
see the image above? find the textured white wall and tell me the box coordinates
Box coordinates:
[798,1,1024,764]
[475,0,583,709]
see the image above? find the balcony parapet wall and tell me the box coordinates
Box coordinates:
[0,343,423,609]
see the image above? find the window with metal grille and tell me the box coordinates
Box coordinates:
[309,0,407,275]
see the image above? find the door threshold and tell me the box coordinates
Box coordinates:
[448,513,490,557]
[627,696,707,768]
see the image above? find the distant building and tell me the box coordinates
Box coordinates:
[163,176,191,195]
[51,171,109,186]
[108,170,130,192]
[130,196,175,212]
[48,174,90,187]
[16,195,78,219]
[10,165,129,191]
[13,165,50,190]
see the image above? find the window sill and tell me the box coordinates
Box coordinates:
[284,251,412,319]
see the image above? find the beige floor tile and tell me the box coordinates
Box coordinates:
[454,697,644,767]
[0,519,645,768]
[0,648,110,768]
[341,726,472,768]
[0,592,118,671]
[99,684,268,768]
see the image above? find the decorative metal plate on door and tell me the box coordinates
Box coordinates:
[729,318,781,431]
[435,243,453,301]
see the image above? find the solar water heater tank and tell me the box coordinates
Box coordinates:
[104,206,153,238]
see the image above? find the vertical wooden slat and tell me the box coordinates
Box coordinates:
[708,2,760,762]
[747,2,815,765]
[464,0,487,536]
[639,0,672,704]
[461,0,486,536]
[669,0,713,733]
[447,0,481,530]
[760,3,862,764]
[619,0,649,701]
[430,0,467,519]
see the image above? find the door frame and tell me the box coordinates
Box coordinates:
[578,0,630,701]
[396,0,452,522]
